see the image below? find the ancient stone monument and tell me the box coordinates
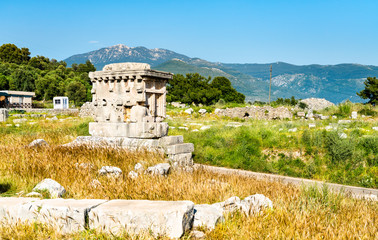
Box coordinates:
[88,63,170,138]
[71,62,193,167]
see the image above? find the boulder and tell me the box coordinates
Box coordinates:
[98,166,122,178]
[28,139,49,147]
[200,126,211,131]
[32,178,66,198]
[193,204,224,230]
[198,109,207,114]
[238,194,273,216]
[146,163,170,176]
[184,108,194,114]
[351,111,358,119]
[88,200,195,239]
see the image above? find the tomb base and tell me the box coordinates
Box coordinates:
[65,135,194,167]
[89,122,168,139]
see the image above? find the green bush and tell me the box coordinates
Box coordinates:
[324,132,354,164]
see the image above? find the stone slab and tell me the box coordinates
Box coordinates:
[166,143,194,155]
[25,199,107,233]
[0,197,40,224]
[88,200,194,238]
[89,122,168,139]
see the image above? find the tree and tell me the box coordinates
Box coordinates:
[66,81,87,105]
[0,44,30,64]
[9,65,36,91]
[210,76,245,103]
[0,74,9,89]
[357,77,378,106]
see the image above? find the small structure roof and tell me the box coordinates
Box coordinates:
[0,90,36,97]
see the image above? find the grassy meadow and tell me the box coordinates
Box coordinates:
[0,105,377,239]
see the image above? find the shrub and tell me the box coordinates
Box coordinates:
[324,132,354,164]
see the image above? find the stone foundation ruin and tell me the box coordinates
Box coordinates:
[72,62,193,167]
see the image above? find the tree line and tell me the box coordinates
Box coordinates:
[167,73,245,105]
[0,43,95,105]
[0,43,246,106]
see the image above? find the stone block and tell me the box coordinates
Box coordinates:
[166,143,194,155]
[89,122,168,139]
[88,200,194,238]
[158,135,184,147]
[193,204,224,230]
[26,199,107,234]
[0,197,40,224]
[168,153,193,167]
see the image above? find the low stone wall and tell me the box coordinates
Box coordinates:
[216,106,292,120]
[9,108,79,115]
[79,102,96,118]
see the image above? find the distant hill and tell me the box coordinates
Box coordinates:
[63,44,378,103]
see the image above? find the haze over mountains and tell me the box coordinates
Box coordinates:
[64,44,378,103]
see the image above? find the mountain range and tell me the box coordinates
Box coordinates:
[64,44,378,103]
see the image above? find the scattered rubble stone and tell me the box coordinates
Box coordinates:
[338,120,351,124]
[146,163,171,176]
[28,139,49,148]
[98,166,123,178]
[200,126,211,131]
[184,108,194,114]
[79,102,96,118]
[198,109,207,114]
[288,128,297,132]
[300,98,335,111]
[216,106,292,120]
[308,123,316,128]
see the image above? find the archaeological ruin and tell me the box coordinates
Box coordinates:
[71,62,194,167]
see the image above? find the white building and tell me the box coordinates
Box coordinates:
[53,96,69,109]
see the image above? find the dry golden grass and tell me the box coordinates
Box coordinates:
[0,118,377,239]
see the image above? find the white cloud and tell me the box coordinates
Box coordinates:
[89,40,99,44]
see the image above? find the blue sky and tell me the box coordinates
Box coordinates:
[1,0,377,65]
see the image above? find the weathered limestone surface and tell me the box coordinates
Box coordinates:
[88,200,195,238]
[71,62,194,167]
[0,197,39,224]
[193,204,224,230]
[26,199,107,233]
[89,62,172,139]
[166,143,194,155]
